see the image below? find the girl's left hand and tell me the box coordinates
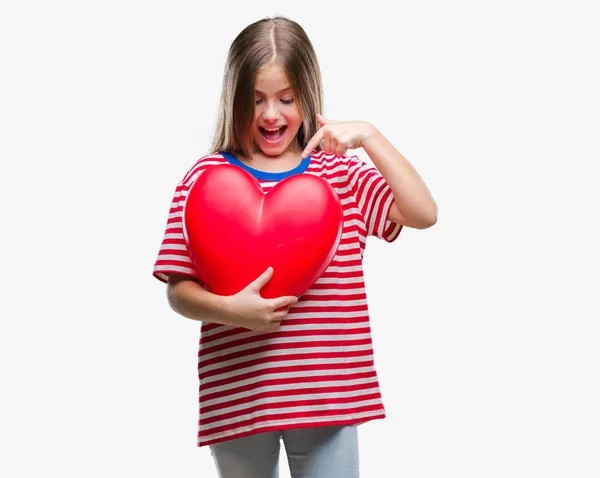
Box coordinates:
[302,113,375,158]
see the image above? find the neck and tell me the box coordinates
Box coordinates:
[242,144,304,173]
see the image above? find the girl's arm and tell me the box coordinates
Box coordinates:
[167,274,230,323]
[362,124,438,229]
[167,268,298,331]
[302,114,438,230]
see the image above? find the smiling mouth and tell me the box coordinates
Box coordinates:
[260,126,287,142]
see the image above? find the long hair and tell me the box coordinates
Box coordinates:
[209,16,323,159]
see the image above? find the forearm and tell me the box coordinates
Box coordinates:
[167,277,233,325]
[362,125,438,228]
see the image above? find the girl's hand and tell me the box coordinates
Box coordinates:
[224,267,298,332]
[302,113,375,158]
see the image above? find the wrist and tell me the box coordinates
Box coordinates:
[361,122,380,149]
[213,293,239,326]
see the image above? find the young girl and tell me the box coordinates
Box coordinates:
[153,15,437,478]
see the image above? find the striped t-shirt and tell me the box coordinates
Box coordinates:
[153,149,402,447]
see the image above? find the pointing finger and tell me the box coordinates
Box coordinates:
[316,113,331,125]
[302,128,325,158]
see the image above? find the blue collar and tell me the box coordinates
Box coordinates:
[220,151,311,180]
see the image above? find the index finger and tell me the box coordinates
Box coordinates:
[302,128,325,158]
[270,295,298,310]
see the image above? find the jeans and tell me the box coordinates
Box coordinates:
[209,425,359,478]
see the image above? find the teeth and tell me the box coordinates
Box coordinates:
[262,127,283,131]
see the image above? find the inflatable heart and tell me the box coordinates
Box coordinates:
[183,164,342,298]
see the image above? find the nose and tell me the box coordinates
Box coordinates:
[262,101,280,122]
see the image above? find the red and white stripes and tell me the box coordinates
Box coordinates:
[153,150,401,446]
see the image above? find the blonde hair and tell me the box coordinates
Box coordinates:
[209,16,323,159]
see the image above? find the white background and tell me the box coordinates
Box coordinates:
[1,0,599,476]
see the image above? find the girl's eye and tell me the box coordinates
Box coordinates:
[255,98,294,105]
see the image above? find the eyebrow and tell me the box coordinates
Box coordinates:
[255,87,292,95]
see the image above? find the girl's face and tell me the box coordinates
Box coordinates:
[253,62,303,157]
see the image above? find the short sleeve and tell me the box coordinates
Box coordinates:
[152,181,200,284]
[346,155,402,242]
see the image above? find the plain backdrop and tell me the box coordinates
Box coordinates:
[1,0,599,477]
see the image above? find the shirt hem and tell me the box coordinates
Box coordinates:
[197,413,386,447]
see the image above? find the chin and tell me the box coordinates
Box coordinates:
[257,140,295,157]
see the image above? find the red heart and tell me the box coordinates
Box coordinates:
[183,164,343,298]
